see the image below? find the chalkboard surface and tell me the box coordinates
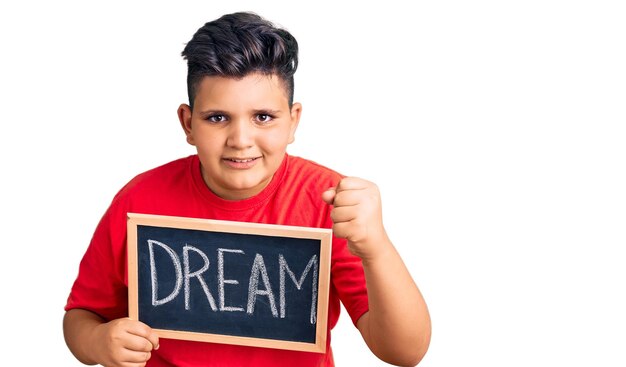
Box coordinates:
[127,213,332,353]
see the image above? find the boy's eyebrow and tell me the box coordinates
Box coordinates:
[198,108,283,117]
[252,109,282,115]
[198,109,227,117]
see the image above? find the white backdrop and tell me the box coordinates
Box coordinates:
[1,1,625,366]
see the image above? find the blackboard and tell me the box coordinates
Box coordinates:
[127,213,332,353]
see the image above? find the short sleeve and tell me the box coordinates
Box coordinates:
[330,235,369,326]
[64,196,130,321]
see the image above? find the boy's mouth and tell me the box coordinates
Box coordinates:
[222,156,261,169]
[224,157,258,163]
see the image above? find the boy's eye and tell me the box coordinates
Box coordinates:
[206,114,226,123]
[255,114,273,124]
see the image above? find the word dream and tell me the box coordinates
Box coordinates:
[147,240,319,324]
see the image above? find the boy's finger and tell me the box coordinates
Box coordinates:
[332,189,363,207]
[321,188,336,205]
[147,331,160,350]
[125,335,156,352]
[336,177,368,192]
[128,321,160,350]
[330,206,357,224]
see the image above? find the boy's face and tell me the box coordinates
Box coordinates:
[178,72,301,200]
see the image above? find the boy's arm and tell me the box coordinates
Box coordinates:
[63,308,160,367]
[356,239,431,366]
[322,178,431,367]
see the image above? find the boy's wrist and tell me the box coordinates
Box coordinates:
[353,231,395,266]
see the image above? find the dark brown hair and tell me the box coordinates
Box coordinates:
[181,11,299,110]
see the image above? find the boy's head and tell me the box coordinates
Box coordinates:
[177,12,303,201]
[181,11,299,110]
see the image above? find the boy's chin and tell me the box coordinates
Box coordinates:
[222,178,271,198]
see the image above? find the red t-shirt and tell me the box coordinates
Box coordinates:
[65,154,368,366]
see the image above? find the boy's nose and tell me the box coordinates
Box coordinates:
[226,120,254,148]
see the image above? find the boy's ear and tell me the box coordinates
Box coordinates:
[288,102,302,144]
[178,103,195,146]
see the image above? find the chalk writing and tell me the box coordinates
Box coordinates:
[280,254,318,324]
[146,240,319,323]
[218,248,244,312]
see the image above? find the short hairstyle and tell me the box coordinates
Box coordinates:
[181,11,299,110]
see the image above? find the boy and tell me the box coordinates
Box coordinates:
[63,11,431,367]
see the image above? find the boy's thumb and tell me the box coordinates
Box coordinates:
[321,188,336,205]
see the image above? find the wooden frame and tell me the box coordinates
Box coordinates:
[127,213,332,353]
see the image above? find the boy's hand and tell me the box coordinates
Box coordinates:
[322,177,390,261]
[90,318,159,367]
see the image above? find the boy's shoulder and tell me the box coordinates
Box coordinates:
[288,153,340,172]
[114,155,196,199]
[285,154,343,188]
